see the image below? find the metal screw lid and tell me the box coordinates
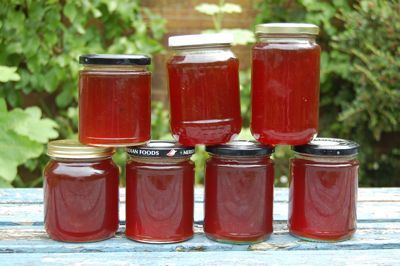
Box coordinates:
[47,140,115,159]
[255,23,319,35]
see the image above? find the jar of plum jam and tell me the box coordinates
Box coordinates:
[167,34,242,146]
[251,23,321,145]
[289,138,359,242]
[204,141,274,244]
[79,54,151,147]
[125,141,195,243]
[44,140,119,242]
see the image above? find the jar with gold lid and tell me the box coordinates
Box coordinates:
[43,139,119,242]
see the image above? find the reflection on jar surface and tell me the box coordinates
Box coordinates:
[167,34,242,146]
[251,23,320,145]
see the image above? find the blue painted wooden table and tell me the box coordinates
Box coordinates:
[0,188,400,265]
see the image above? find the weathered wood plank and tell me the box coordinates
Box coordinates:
[1,201,400,226]
[1,188,399,204]
[0,250,400,266]
[0,222,400,253]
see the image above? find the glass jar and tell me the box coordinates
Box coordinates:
[289,138,359,242]
[44,140,119,242]
[125,141,195,243]
[251,23,321,145]
[167,34,242,146]
[204,141,274,244]
[79,54,151,147]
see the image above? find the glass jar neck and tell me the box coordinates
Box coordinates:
[50,156,112,163]
[256,33,316,43]
[129,155,191,164]
[210,154,271,162]
[172,45,232,55]
[81,64,148,72]
[294,152,357,163]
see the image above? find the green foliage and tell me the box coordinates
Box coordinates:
[195,0,254,45]
[0,0,166,187]
[0,66,20,82]
[256,0,400,186]
[0,99,58,185]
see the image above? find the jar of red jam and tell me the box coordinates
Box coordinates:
[79,54,151,147]
[289,138,359,242]
[44,140,119,242]
[125,141,195,243]
[204,141,274,244]
[251,23,321,145]
[167,34,242,146]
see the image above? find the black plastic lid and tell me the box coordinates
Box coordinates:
[79,54,151,65]
[206,140,274,156]
[126,141,195,158]
[293,138,359,156]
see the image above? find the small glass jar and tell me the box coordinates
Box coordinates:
[289,138,359,242]
[167,34,242,146]
[125,141,195,243]
[251,23,321,145]
[79,54,151,147]
[44,140,119,242]
[204,141,274,244]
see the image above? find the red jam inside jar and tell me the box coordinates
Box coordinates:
[79,54,151,147]
[251,23,320,145]
[204,141,274,244]
[44,140,119,242]
[167,34,242,146]
[289,138,359,242]
[125,141,195,243]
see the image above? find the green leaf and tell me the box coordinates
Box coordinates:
[0,66,20,82]
[12,107,59,143]
[0,129,43,182]
[195,3,220,15]
[0,102,58,182]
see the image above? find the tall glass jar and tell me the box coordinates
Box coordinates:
[289,138,359,242]
[79,54,151,147]
[125,141,195,243]
[204,141,274,244]
[167,34,242,146]
[251,23,320,145]
[44,140,119,242]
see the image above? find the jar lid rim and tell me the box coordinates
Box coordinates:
[79,54,151,65]
[293,138,359,156]
[206,140,274,156]
[127,140,195,158]
[168,33,233,48]
[47,140,115,159]
[255,23,319,35]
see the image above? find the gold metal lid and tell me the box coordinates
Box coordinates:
[255,23,319,35]
[47,140,115,159]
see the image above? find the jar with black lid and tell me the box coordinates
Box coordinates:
[289,138,360,242]
[125,141,195,243]
[204,140,275,244]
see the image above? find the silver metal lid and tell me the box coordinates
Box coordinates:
[255,23,319,35]
[168,33,233,48]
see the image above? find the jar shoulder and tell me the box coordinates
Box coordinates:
[44,159,119,179]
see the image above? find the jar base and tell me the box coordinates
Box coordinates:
[80,138,149,147]
[289,229,354,242]
[47,232,116,243]
[125,234,194,244]
[205,232,270,245]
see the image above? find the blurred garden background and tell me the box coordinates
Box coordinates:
[0,0,399,188]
